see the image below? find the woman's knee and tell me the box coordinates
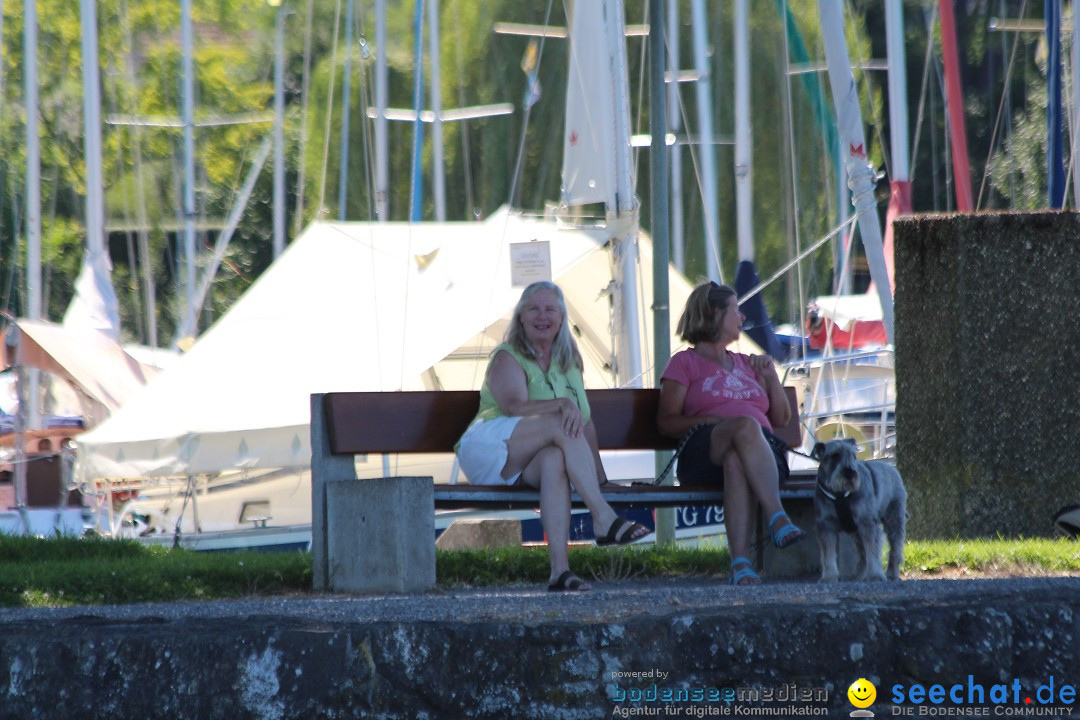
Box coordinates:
[536,446,566,477]
[723,450,745,478]
[724,417,768,448]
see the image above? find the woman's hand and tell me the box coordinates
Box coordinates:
[750,354,792,428]
[556,397,584,437]
[748,354,780,385]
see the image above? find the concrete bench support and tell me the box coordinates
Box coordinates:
[326,476,435,594]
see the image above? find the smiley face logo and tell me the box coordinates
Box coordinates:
[847,678,876,708]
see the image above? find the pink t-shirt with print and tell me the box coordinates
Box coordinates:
[660,349,773,431]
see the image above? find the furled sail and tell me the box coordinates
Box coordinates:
[561,0,617,208]
[63,250,120,340]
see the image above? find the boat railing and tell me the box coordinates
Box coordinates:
[782,347,896,459]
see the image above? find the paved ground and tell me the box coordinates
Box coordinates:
[1,574,1077,627]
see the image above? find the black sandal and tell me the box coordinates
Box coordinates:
[595,517,650,546]
[547,570,590,592]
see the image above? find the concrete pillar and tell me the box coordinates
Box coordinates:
[326,476,435,594]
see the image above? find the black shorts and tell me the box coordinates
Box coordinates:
[675,424,790,487]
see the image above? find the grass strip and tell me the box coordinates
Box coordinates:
[0,535,1077,608]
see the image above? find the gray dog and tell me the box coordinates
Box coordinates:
[811,438,906,582]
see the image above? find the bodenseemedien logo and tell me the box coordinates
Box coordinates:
[848,677,876,717]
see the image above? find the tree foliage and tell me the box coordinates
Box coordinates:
[0,0,1058,344]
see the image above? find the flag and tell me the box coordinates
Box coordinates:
[521,38,542,109]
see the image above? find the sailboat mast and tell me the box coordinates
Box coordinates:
[734,0,752,262]
[817,0,894,343]
[1073,0,1080,209]
[180,0,197,339]
[409,0,425,221]
[375,0,389,221]
[885,0,910,188]
[338,0,355,221]
[24,0,41,326]
[883,0,911,292]
[273,2,286,256]
[1046,0,1066,208]
[666,0,684,272]
[18,0,43,510]
[607,0,642,387]
[690,0,722,282]
[429,0,446,221]
[937,0,973,211]
[67,0,122,339]
[649,0,674,546]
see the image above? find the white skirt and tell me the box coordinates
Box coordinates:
[456,416,523,486]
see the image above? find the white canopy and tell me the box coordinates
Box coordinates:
[809,294,884,331]
[78,208,711,481]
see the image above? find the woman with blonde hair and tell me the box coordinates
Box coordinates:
[456,281,649,591]
[658,282,805,585]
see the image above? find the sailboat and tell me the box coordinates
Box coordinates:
[0,0,174,538]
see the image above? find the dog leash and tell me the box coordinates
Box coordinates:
[648,423,710,486]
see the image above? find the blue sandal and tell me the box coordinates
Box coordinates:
[730,556,761,586]
[769,511,806,549]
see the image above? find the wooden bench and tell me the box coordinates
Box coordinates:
[310,387,816,590]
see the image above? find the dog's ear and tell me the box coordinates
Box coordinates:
[811,442,825,460]
[843,437,858,449]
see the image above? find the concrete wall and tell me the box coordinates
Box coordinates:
[0,579,1076,719]
[894,212,1080,538]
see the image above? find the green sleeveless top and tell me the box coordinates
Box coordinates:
[472,343,591,425]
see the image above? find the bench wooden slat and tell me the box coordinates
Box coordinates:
[325,386,802,455]
[326,391,479,455]
[432,479,816,510]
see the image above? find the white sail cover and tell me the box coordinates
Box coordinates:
[77,208,704,481]
[561,0,618,207]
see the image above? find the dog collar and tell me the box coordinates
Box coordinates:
[816,481,849,502]
[817,481,858,534]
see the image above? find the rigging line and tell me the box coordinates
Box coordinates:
[780,0,808,363]
[358,52,377,222]
[935,42,954,212]
[453,5,475,221]
[43,161,62,320]
[975,0,1028,210]
[907,5,936,181]
[316,0,344,220]
[166,134,185,307]
[294,0,315,235]
[1,187,19,318]
[120,0,152,346]
[738,215,858,307]
[505,0,555,211]
[632,0,651,379]
[355,1,377,222]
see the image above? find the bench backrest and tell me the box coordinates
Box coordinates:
[323,387,801,456]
